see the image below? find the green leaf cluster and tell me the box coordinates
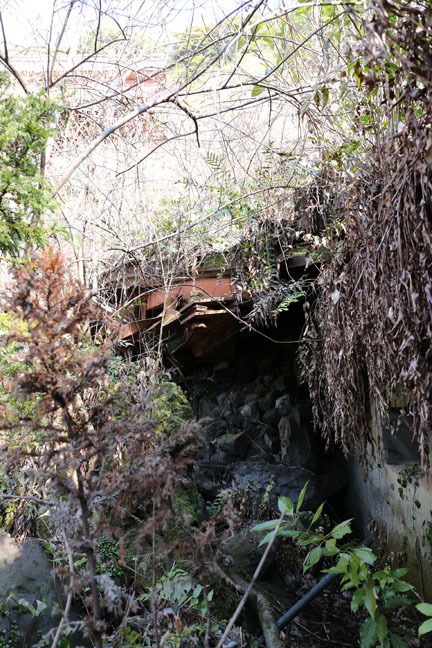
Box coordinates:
[416,602,432,638]
[253,484,422,648]
[0,73,60,257]
[253,482,352,566]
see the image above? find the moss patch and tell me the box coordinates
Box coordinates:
[207,572,241,622]
[152,381,193,436]
[171,483,203,526]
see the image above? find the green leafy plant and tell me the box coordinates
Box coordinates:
[0,602,19,648]
[276,289,307,313]
[137,567,224,647]
[96,536,123,581]
[253,484,418,648]
[415,602,432,638]
[208,488,233,517]
[139,567,213,617]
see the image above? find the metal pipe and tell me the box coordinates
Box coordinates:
[225,571,338,648]
[258,571,338,644]
[258,535,373,645]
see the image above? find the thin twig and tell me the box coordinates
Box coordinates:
[49,0,78,86]
[50,531,74,648]
[152,498,160,648]
[52,0,267,194]
[0,10,27,94]
[293,618,353,646]
[106,183,296,254]
[171,98,200,147]
[0,494,49,505]
[116,130,196,176]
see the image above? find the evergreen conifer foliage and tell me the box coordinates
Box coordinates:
[0,74,58,257]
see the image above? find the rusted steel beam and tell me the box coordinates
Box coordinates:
[145,277,236,312]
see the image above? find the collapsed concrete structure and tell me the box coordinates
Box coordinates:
[104,251,432,598]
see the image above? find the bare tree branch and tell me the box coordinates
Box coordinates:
[48,38,126,90]
[53,0,267,193]
[49,0,79,87]
[116,129,196,176]
[0,10,28,93]
[106,183,296,254]
[50,531,74,648]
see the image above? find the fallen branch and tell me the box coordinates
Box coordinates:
[0,494,49,505]
[216,568,282,648]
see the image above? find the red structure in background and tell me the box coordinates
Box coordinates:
[8,61,166,144]
[113,251,313,361]
[116,268,252,360]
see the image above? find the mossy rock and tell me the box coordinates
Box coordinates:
[171,482,204,527]
[0,534,90,647]
[160,481,205,560]
[221,526,277,580]
[207,572,241,622]
[152,382,193,436]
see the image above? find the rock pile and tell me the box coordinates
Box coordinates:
[194,372,347,513]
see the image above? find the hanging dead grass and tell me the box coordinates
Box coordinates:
[300,0,432,470]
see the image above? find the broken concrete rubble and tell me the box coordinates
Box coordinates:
[193,368,347,516]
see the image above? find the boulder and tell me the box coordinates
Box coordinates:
[260,389,281,413]
[240,403,257,419]
[262,433,274,451]
[221,525,278,578]
[254,384,268,398]
[194,472,220,498]
[242,422,277,453]
[231,460,317,513]
[278,415,315,470]
[230,390,244,407]
[0,533,87,647]
[217,392,228,405]
[200,418,226,442]
[221,402,234,417]
[223,412,243,428]
[262,408,280,429]
[216,431,249,459]
[275,394,291,416]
